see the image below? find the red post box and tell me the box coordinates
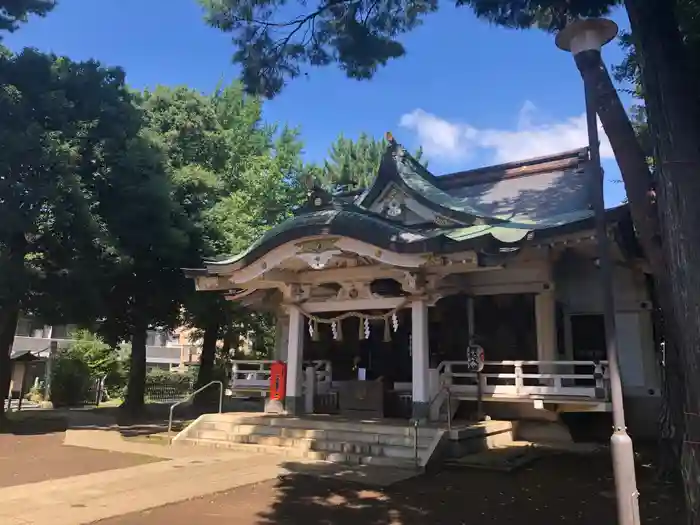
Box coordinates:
[270,361,287,401]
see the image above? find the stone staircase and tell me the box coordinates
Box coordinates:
[173,413,444,470]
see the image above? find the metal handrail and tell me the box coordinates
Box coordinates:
[412,419,419,468]
[167,380,223,440]
[411,383,453,469]
[427,381,453,431]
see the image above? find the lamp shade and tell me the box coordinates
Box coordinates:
[556,18,618,54]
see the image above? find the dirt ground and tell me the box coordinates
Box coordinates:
[96,450,684,525]
[0,431,159,487]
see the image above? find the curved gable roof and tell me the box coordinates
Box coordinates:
[358,139,508,226]
[193,138,626,276]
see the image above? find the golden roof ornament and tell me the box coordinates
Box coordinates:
[385,131,395,144]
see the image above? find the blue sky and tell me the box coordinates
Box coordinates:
[4,0,632,205]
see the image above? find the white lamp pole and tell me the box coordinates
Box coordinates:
[556,18,641,525]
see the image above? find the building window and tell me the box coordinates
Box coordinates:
[15,317,48,338]
[15,318,33,337]
[146,330,167,347]
[569,314,607,361]
[51,325,69,339]
[473,294,537,361]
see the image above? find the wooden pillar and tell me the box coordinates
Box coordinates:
[535,290,558,379]
[411,298,430,420]
[467,296,475,343]
[274,313,289,362]
[285,307,304,415]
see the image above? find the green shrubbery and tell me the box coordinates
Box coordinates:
[48,330,231,406]
[50,350,93,407]
[50,330,128,406]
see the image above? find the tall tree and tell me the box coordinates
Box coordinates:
[623,3,700,522]
[138,83,309,402]
[0,48,141,420]
[0,0,55,36]
[320,133,425,191]
[611,1,700,480]
[93,129,190,415]
[137,83,266,403]
[198,0,619,97]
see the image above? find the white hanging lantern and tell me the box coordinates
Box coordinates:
[392,312,399,332]
[331,321,338,340]
[364,318,370,339]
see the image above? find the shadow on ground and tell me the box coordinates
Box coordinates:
[0,397,264,436]
[254,448,684,525]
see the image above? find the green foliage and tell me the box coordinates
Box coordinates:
[49,330,129,406]
[199,0,440,97]
[242,312,276,360]
[319,133,426,191]
[50,349,92,407]
[143,368,193,402]
[208,148,306,254]
[0,49,132,326]
[200,0,621,96]
[0,0,56,37]
[145,368,192,388]
[25,382,44,403]
[135,82,310,393]
[456,0,618,32]
[67,329,126,392]
[613,0,700,165]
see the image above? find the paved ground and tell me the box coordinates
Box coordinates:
[0,410,685,525]
[95,449,684,525]
[0,432,159,488]
[0,420,367,525]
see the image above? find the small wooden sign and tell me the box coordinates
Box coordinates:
[466,344,485,372]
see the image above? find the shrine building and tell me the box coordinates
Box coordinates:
[185,135,661,435]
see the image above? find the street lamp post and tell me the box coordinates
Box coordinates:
[556,18,641,525]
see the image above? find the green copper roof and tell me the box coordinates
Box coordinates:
[205,204,447,270]
[359,142,508,226]
[197,140,623,274]
[391,147,508,225]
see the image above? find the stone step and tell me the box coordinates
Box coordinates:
[178,437,421,470]
[189,430,428,459]
[189,423,435,447]
[198,415,437,437]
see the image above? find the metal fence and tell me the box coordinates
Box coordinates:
[144,379,194,404]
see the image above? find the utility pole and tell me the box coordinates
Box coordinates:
[556,18,641,525]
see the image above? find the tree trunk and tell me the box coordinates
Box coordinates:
[123,324,148,416]
[646,275,683,479]
[574,47,685,475]
[0,302,20,424]
[573,50,663,272]
[0,232,27,424]
[222,328,234,355]
[626,1,700,521]
[194,321,219,409]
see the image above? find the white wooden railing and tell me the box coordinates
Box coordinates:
[228,358,609,410]
[229,359,332,394]
[230,360,274,392]
[307,360,333,393]
[436,360,609,401]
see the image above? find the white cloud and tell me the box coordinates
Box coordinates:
[399,101,613,165]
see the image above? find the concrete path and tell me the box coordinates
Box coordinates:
[2,423,421,525]
[63,429,223,460]
[0,449,298,525]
